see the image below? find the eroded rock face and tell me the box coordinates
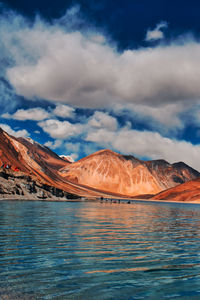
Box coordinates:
[59,149,200,196]
[0,170,80,200]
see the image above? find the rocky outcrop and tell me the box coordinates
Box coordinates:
[0,169,81,200]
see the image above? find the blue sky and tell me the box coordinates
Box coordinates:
[0,0,200,169]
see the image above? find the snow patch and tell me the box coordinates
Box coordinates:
[60,155,74,163]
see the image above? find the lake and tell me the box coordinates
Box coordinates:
[0,200,200,299]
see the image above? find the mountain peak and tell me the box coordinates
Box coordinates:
[147,159,170,166]
[93,149,118,156]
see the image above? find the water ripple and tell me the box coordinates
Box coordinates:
[0,200,200,299]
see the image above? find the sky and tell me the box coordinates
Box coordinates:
[0,0,200,169]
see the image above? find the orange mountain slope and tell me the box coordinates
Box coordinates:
[59,149,200,196]
[151,178,200,202]
[0,128,69,183]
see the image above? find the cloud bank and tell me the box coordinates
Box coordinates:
[38,119,82,139]
[2,107,51,121]
[0,10,199,115]
[2,104,75,121]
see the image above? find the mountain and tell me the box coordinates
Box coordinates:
[0,128,69,184]
[59,149,200,197]
[145,160,200,190]
[151,177,200,202]
[0,127,199,200]
[0,128,113,198]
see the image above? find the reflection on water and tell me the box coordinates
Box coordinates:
[0,201,200,299]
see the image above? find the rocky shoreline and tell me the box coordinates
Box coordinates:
[0,169,82,201]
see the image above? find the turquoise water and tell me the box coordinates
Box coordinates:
[0,201,200,299]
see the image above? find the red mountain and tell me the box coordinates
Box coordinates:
[151,177,200,202]
[59,149,200,197]
[0,128,110,198]
[0,128,69,183]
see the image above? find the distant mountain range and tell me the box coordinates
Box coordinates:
[0,127,200,202]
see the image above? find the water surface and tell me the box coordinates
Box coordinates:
[0,200,200,299]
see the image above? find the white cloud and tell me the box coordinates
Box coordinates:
[132,103,184,128]
[88,111,118,130]
[2,107,50,121]
[0,123,29,138]
[145,21,168,41]
[38,110,118,140]
[65,142,81,153]
[38,119,82,139]
[69,153,78,161]
[64,143,81,161]
[44,139,62,149]
[2,104,76,122]
[53,104,75,118]
[127,102,187,134]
